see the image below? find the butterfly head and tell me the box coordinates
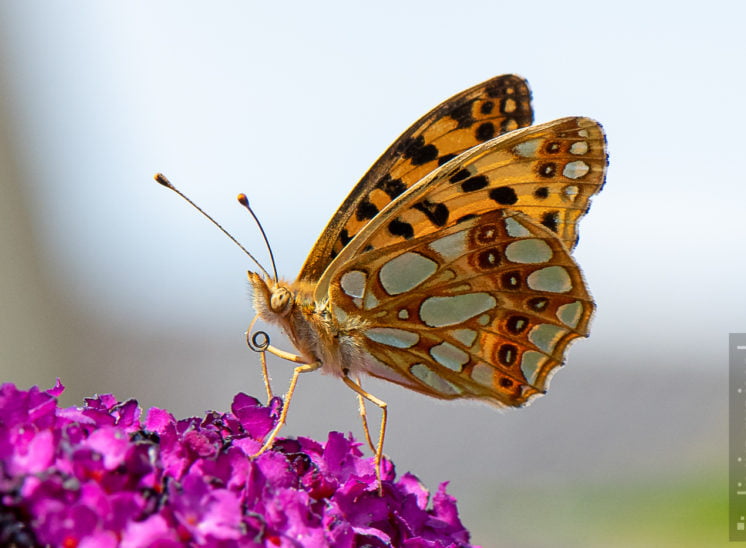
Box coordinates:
[270,285,293,316]
[247,271,294,321]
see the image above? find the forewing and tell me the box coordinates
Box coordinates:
[328,209,593,407]
[318,117,606,299]
[298,75,533,282]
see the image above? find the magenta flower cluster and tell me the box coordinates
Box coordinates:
[0,380,473,547]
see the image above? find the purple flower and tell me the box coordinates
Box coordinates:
[0,380,475,547]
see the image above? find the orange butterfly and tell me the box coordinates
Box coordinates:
[157,74,607,488]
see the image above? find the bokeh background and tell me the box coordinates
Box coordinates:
[0,2,741,546]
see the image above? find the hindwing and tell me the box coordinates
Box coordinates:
[327,209,593,406]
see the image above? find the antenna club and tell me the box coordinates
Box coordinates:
[154,173,173,188]
[237,194,249,207]
[153,173,275,281]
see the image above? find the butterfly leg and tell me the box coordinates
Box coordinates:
[258,350,273,403]
[353,376,377,455]
[341,373,387,494]
[251,348,321,459]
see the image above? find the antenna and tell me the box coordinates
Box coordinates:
[154,173,273,280]
[237,194,278,282]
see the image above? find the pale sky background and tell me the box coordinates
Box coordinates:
[0,2,743,546]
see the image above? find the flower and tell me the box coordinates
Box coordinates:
[0,380,474,547]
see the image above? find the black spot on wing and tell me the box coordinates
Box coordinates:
[533,187,549,199]
[501,271,522,290]
[489,186,518,205]
[449,169,471,183]
[476,248,501,270]
[375,174,406,199]
[475,122,496,142]
[413,199,449,227]
[400,135,439,166]
[541,211,559,232]
[506,316,529,334]
[545,141,561,153]
[527,297,548,311]
[356,199,379,221]
[448,100,476,128]
[438,153,458,166]
[538,163,557,178]
[497,344,518,366]
[461,175,488,193]
[456,214,477,224]
[388,218,414,239]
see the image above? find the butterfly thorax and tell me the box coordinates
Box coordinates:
[247,271,371,378]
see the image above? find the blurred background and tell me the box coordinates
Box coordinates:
[0,2,741,546]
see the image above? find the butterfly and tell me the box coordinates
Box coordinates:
[157,74,607,489]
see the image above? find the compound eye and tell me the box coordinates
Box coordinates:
[270,288,292,315]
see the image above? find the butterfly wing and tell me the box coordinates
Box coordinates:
[298,74,533,283]
[316,116,606,298]
[328,209,593,406]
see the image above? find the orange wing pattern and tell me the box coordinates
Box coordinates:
[298,74,533,282]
